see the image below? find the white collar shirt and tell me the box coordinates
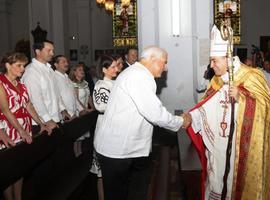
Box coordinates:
[94,62,183,158]
[54,70,83,117]
[21,58,65,124]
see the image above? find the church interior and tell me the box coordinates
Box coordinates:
[0,0,269,199]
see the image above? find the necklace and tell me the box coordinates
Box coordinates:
[11,79,18,87]
[5,74,18,87]
[220,90,229,137]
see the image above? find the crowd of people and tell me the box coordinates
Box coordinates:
[0,41,133,199]
[1,25,270,200]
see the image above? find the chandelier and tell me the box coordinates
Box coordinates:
[96,0,131,12]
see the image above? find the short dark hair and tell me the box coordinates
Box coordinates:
[50,55,65,70]
[52,55,65,64]
[112,54,124,60]
[126,47,138,55]
[97,55,116,79]
[32,40,54,52]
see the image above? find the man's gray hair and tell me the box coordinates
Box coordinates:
[140,46,167,60]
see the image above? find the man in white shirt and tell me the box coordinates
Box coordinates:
[52,55,84,117]
[122,47,138,70]
[94,46,191,200]
[22,41,71,130]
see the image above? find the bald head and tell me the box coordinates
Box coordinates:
[140,46,168,78]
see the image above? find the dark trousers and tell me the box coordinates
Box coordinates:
[97,153,152,200]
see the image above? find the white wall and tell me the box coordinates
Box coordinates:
[194,0,213,101]
[137,0,159,49]
[138,0,213,112]
[158,0,195,112]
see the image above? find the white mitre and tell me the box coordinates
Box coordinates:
[210,25,228,57]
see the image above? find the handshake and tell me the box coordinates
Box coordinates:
[181,113,192,129]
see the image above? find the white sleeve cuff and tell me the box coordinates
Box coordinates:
[190,109,202,134]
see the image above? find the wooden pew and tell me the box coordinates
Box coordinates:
[0,111,98,200]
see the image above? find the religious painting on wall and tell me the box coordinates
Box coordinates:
[113,1,137,47]
[214,0,241,44]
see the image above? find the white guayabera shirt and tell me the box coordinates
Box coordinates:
[94,62,183,159]
[22,58,65,124]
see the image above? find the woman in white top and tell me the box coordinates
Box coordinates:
[69,64,95,112]
[90,55,118,200]
[69,64,95,156]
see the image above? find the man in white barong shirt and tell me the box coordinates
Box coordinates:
[53,55,84,117]
[22,41,71,130]
[94,46,191,200]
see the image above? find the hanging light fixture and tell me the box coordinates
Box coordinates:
[96,0,131,12]
[96,0,105,5]
[105,0,115,11]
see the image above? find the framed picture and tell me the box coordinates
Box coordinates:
[113,1,137,47]
[70,49,78,61]
[213,0,241,44]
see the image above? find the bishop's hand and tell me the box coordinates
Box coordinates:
[229,85,239,102]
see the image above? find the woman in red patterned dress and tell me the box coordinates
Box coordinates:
[0,52,51,200]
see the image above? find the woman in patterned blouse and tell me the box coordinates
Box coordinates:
[90,55,118,200]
